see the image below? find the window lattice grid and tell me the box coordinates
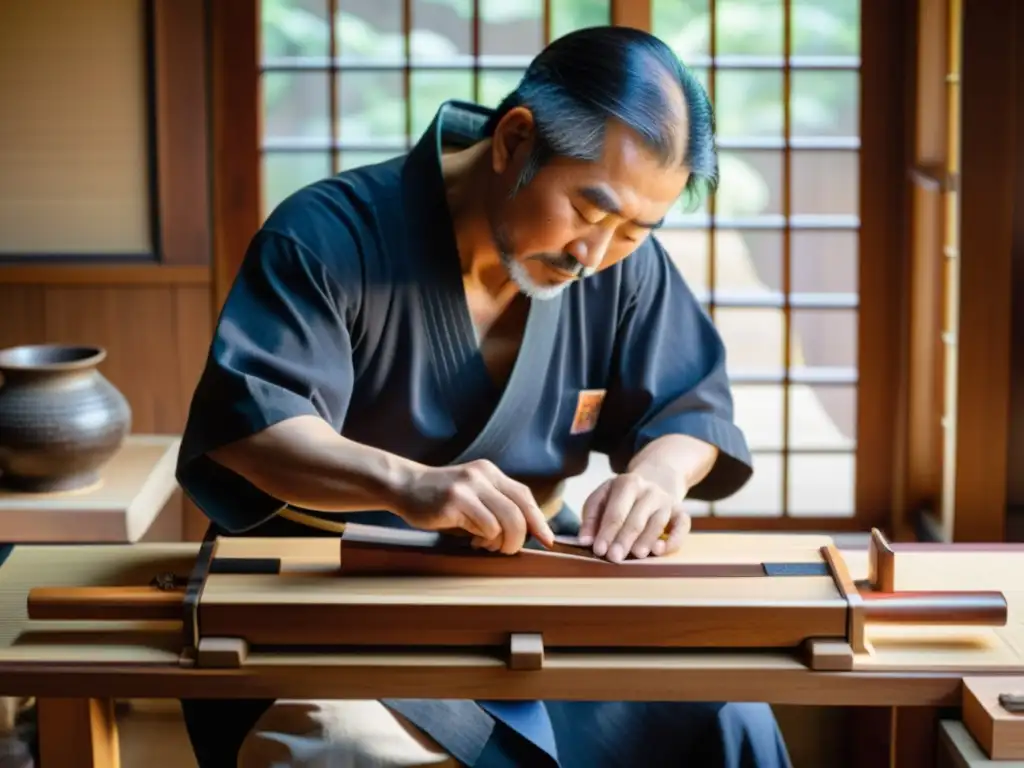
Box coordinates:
[653,0,861,520]
[258,0,862,522]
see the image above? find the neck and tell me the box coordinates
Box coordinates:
[441,142,519,306]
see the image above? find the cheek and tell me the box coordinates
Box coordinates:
[504,193,578,253]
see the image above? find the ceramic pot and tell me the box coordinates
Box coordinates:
[0,344,131,492]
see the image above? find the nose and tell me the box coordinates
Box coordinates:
[568,229,615,273]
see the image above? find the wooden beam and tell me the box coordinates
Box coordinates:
[1011,0,1024,529]
[151,0,211,266]
[37,697,120,768]
[610,0,650,29]
[209,0,261,312]
[859,0,913,537]
[953,0,1016,542]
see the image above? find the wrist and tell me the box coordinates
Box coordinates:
[627,435,718,497]
[628,457,689,498]
[367,450,423,514]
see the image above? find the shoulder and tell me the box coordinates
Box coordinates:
[256,157,406,286]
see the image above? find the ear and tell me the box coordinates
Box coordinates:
[490,107,536,176]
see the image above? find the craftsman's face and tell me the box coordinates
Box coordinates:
[487,107,689,299]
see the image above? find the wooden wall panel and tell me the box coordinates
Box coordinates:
[953,0,1016,542]
[1005,3,1024,529]
[860,0,913,538]
[0,282,212,540]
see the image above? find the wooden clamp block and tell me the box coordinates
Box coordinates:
[196,637,248,669]
[821,544,869,654]
[962,676,1024,759]
[509,633,544,671]
[803,639,854,671]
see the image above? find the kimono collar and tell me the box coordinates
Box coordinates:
[400,100,496,267]
[402,99,494,205]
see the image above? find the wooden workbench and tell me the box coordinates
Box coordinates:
[1,536,1022,766]
[0,435,182,765]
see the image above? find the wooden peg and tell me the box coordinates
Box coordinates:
[802,638,854,671]
[867,527,895,592]
[196,637,248,668]
[509,633,544,671]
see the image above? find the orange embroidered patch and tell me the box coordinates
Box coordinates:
[570,389,606,435]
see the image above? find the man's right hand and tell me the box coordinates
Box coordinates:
[395,459,555,554]
[205,418,553,554]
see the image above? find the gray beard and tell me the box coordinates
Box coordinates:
[499,249,571,301]
[493,226,589,301]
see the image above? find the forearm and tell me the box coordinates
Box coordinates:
[626,433,719,497]
[207,415,419,513]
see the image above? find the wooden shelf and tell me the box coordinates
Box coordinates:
[0,435,180,543]
[0,264,209,285]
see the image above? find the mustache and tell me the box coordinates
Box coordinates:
[529,252,596,278]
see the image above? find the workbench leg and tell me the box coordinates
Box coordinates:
[36,698,120,768]
[892,706,939,766]
[849,706,940,767]
[848,706,891,766]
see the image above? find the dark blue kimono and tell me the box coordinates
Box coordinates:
[176,100,791,768]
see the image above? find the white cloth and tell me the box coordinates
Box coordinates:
[0,699,30,736]
[238,699,458,768]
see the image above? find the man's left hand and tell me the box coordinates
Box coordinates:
[576,472,691,563]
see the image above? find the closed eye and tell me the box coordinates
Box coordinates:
[575,205,642,244]
[572,206,595,225]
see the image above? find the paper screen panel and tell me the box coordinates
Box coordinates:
[0,0,151,255]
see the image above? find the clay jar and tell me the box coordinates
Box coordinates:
[0,344,131,492]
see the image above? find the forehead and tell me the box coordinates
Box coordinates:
[546,121,690,210]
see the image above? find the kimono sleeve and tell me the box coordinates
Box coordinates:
[593,240,753,501]
[176,228,357,532]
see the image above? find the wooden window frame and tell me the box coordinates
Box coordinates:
[0,0,210,268]
[210,0,260,305]
[211,0,913,535]
[896,0,1020,544]
[943,0,1016,542]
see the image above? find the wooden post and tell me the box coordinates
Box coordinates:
[37,698,120,768]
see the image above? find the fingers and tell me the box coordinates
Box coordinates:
[450,461,547,555]
[470,535,501,552]
[603,486,663,563]
[446,483,502,542]
[652,504,691,556]
[627,505,672,559]
[592,477,638,560]
[586,475,693,562]
[491,472,554,549]
[577,481,610,546]
[476,483,528,554]
[449,464,692,561]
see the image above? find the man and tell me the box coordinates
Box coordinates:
[177,25,792,768]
